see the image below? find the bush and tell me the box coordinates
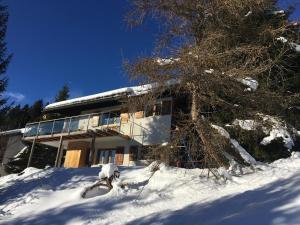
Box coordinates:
[227,126,291,163]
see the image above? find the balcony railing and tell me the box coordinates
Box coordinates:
[24,112,121,138]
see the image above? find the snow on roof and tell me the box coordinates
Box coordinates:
[0,128,25,136]
[45,80,178,111]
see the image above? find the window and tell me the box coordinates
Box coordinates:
[145,105,154,117]
[144,99,172,117]
[129,146,138,161]
[162,100,172,115]
[100,111,120,125]
[98,149,117,164]
[154,103,162,116]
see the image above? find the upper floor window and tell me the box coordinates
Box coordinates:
[144,99,172,117]
[100,111,120,125]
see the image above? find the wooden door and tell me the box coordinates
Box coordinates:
[115,147,124,165]
[64,141,89,168]
[64,150,81,168]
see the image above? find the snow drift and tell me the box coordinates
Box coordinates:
[2,154,300,225]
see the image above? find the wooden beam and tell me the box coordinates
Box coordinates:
[27,138,36,168]
[55,136,64,167]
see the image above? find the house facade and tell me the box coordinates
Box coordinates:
[23,84,178,168]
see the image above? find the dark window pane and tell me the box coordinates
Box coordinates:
[145,105,153,117]
[154,103,162,116]
[162,100,172,115]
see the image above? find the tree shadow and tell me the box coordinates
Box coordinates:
[127,173,300,225]
[0,189,136,225]
[0,167,99,210]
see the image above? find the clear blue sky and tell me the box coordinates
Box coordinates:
[3,0,300,105]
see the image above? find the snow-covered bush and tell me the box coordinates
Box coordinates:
[98,163,119,179]
[226,126,294,162]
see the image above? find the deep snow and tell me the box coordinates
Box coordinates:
[1,154,300,225]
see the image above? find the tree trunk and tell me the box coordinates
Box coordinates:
[190,87,226,168]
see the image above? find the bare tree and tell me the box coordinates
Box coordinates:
[125,0,300,170]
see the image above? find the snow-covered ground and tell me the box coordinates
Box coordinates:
[1,154,300,225]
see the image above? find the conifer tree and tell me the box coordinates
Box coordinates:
[126,0,300,168]
[0,4,12,129]
[55,84,70,102]
[29,100,43,122]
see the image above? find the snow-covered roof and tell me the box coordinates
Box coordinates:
[45,80,178,111]
[0,128,25,136]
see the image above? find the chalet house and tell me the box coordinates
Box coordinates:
[23,83,182,168]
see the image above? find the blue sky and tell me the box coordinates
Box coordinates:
[3,0,300,105]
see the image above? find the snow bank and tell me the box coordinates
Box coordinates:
[2,155,300,225]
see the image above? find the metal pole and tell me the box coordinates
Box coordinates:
[51,120,55,136]
[55,136,64,167]
[27,138,36,168]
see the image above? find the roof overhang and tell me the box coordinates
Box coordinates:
[44,80,178,112]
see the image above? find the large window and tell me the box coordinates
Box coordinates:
[100,111,120,126]
[98,149,116,164]
[144,100,172,117]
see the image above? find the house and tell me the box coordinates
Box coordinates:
[0,129,27,176]
[23,83,184,168]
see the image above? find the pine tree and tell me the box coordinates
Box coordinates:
[55,84,70,102]
[0,4,12,130]
[29,100,43,122]
[126,0,300,168]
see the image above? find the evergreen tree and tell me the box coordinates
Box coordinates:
[55,84,70,102]
[29,99,43,122]
[0,4,12,129]
[126,0,300,168]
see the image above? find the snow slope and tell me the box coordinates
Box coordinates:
[1,154,300,225]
